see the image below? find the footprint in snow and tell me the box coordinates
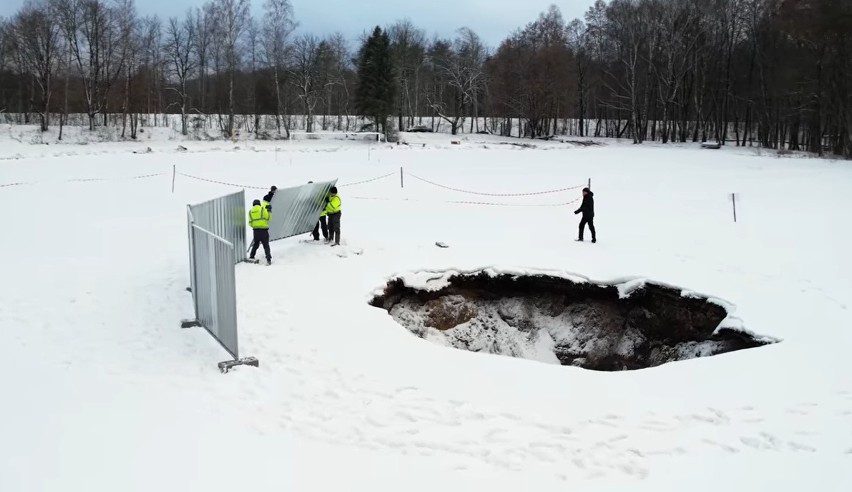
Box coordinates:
[786,441,816,452]
[740,436,773,450]
[702,439,740,453]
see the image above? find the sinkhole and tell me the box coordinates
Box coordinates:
[370,272,776,371]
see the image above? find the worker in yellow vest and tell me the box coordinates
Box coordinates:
[248,199,272,264]
[326,186,342,246]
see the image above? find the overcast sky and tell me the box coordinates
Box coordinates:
[1,0,591,47]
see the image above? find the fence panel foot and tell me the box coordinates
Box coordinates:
[218,357,260,373]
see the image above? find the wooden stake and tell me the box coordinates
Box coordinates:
[732,193,738,223]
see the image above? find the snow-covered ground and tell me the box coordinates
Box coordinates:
[1,125,851,491]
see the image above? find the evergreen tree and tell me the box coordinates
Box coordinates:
[355,26,396,135]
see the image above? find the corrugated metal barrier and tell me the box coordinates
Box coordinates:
[188,190,247,264]
[190,222,239,357]
[266,180,338,241]
[185,193,257,373]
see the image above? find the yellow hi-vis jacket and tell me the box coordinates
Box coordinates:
[325,194,341,215]
[249,204,270,229]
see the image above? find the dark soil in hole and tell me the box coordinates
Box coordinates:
[370,272,775,371]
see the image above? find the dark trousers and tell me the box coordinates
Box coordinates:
[579,216,596,240]
[312,215,328,240]
[327,212,341,245]
[250,228,271,260]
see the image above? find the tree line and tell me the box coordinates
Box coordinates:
[0,0,849,157]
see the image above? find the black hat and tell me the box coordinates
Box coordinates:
[270,186,277,191]
[252,199,261,206]
[330,186,338,194]
[582,187,590,192]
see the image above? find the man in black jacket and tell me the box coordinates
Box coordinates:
[574,187,596,243]
[263,186,277,204]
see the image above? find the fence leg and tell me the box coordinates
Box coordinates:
[400,167,404,188]
[732,193,737,223]
[172,165,176,193]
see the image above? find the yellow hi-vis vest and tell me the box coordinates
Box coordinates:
[325,194,341,215]
[249,204,270,229]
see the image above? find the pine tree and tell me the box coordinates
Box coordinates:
[355,27,396,135]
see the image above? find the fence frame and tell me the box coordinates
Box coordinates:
[183,200,257,373]
[187,189,247,264]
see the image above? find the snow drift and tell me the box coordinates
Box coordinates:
[371,270,776,371]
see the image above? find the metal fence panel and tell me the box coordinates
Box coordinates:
[267,180,337,241]
[188,190,246,264]
[190,224,239,359]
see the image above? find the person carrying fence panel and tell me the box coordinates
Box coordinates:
[263,186,277,206]
[326,187,342,247]
[309,182,330,242]
[249,199,272,264]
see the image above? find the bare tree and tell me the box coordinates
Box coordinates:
[262,0,295,136]
[246,16,260,132]
[603,0,649,143]
[56,0,128,130]
[0,20,8,112]
[165,12,196,135]
[0,17,22,116]
[326,32,353,131]
[455,27,487,132]
[192,5,214,114]
[211,0,249,137]
[10,0,60,131]
[488,6,572,138]
[105,0,134,128]
[112,0,137,137]
[567,19,589,136]
[389,19,426,131]
[138,15,163,122]
[288,34,324,132]
[650,0,702,142]
[424,29,486,135]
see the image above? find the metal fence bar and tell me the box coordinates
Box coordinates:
[187,206,197,312]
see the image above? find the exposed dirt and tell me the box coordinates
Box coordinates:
[371,273,775,371]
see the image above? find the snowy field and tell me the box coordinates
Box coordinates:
[1,125,851,491]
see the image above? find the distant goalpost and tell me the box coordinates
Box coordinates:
[288,131,386,143]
